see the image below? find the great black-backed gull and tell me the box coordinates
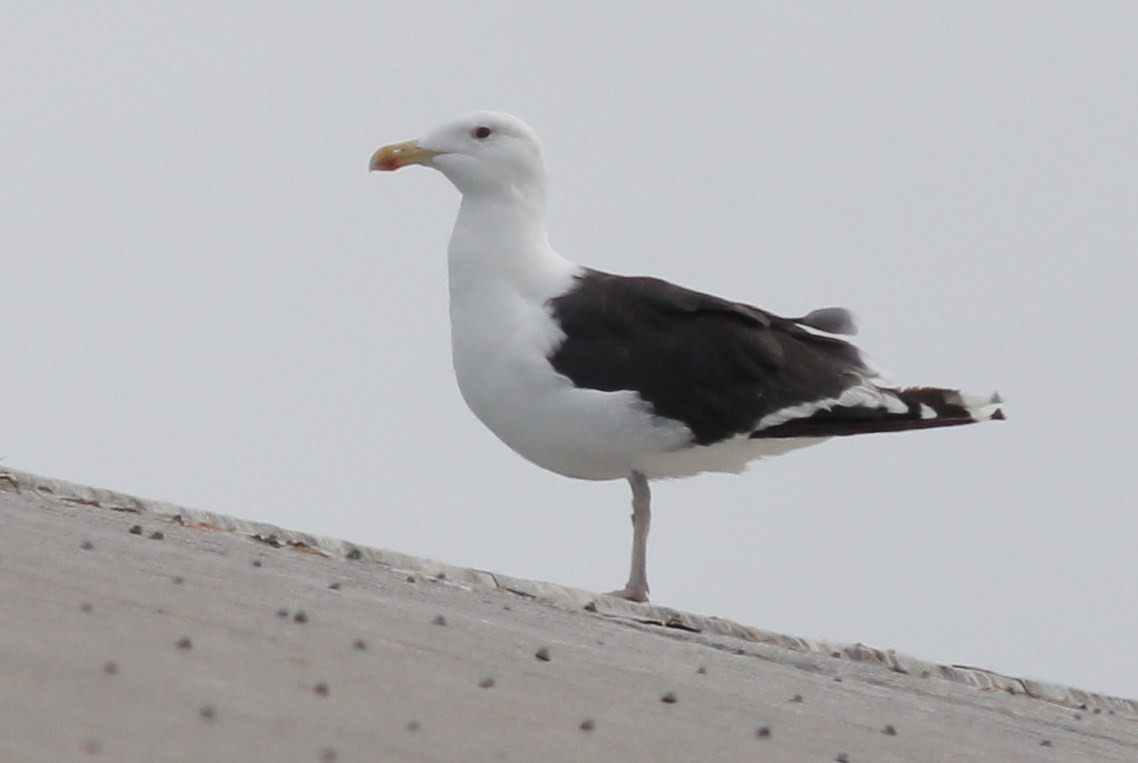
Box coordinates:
[369,111,1003,603]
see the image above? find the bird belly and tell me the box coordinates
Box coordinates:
[449,291,690,480]
[454,345,691,481]
[638,435,828,479]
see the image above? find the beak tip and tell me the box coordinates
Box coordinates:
[370,140,436,174]
[369,150,394,173]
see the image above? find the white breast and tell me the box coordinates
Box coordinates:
[446,211,690,481]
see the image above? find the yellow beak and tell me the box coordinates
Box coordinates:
[369,140,441,171]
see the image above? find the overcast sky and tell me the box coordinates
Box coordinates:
[4,3,1137,698]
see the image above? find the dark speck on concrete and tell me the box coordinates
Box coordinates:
[756,726,771,739]
[149,531,164,541]
[579,718,595,732]
[320,748,337,762]
[276,609,289,619]
[293,611,308,624]
[535,646,551,662]
[661,691,677,704]
[583,601,598,612]
[83,739,101,755]
[172,576,184,585]
[81,603,93,613]
[432,615,448,626]
[353,639,367,651]
[1040,739,1052,747]
[81,541,94,551]
[835,753,850,763]
[406,720,421,732]
[346,548,362,560]
[199,705,215,720]
[405,575,416,583]
[176,637,192,650]
[883,724,897,735]
[328,582,341,591]
[790,694,804,703]
[479,677,495,689]
[129,525,142,535]
[103,661,118,675]
[252,559,263,568]
[833,676,843,682]
[314,682,329,697]
[696,665,706,675]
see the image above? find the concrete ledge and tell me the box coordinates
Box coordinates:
[2,465,1136,762]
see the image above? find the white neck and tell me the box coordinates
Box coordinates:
[447,192,577,305]
[445,188,581,418]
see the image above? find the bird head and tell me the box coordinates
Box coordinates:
[370,111,548,199]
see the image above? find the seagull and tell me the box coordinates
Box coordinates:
[369,111,1003,603]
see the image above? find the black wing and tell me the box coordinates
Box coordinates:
[546,270,869,445]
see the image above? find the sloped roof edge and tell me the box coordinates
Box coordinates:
[2,464,1133,718]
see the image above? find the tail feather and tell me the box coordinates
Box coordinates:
[904,386,1005,422]
[751,386,1005,439]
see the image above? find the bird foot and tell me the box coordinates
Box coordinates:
[606,585,650,603]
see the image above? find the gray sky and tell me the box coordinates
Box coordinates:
[4,3,1137,697]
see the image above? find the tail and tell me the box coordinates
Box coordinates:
[899,386,1005,427]
[752,387,1005,438]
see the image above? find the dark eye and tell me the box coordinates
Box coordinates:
[472,126,492,139]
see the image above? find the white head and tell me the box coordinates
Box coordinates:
[370,111,548,200]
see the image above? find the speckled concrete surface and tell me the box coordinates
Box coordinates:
[2,468,1136,762]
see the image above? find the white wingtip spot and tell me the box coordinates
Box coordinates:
[959,391,1005,421]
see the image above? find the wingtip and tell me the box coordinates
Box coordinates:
[955,390,1005,422]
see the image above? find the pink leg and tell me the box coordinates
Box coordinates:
[609,471,651,602]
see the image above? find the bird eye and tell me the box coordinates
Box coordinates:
[472,126,492,139]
